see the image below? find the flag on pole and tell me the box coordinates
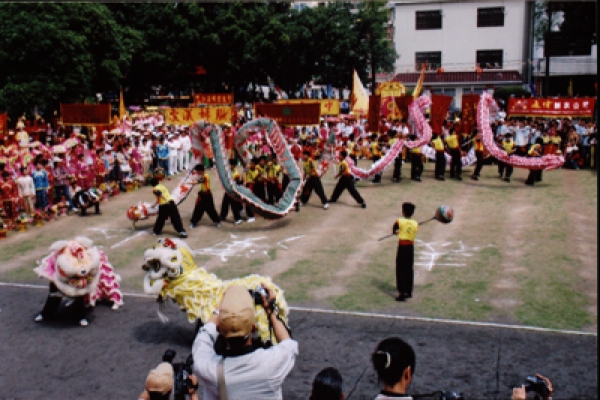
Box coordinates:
[119,87,127,119]
[567,79,573,97]
[412,67,426,98]
[350,69,369,116]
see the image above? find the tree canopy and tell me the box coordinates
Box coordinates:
[0,2,397,116]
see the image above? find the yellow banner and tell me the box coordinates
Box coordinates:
[375,81,406,98]
[351,69,369,116]
[278,99,340,115]
[164,107,232,126]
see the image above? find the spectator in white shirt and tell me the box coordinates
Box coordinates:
[193,284,298,400]
[180,131,192,171]
[167,135,180,176]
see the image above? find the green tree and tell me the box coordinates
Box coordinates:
[0,3,140,117]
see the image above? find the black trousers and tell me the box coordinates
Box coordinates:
[525,169,542,184]
[267,181,281,204]
[329,176,364,204]
[392,156,402,180]
[372,155,382,182]
[473,151,484,177]
[80,201,100,216]
[498,161,513,178]
[191,191,220,224]
[220,194,242,221]
[435,151,446,177]
[301,176,328,205]
[244,185,255,218]
[154,201,185,234]
[411,155,423,179]
[396,244,414,296]
[350,155,358,167]
[40,283,86,321]
[253,181,267,202]
[281,174,290,193]
[449,148,462,177]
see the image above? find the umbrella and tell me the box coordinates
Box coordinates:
[129,105,142,111]
[64,138,79,148]
[52,145,67,153]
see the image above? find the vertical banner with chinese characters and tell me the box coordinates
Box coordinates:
[430,95,453,134]
[278,99,340,115]
[393,95,413,123]
[461,94,480,135]
[0,113,7,135]
[368,95,381,133]
[194,93,234,106]
[507,98,596,118]
[165,107,233,126]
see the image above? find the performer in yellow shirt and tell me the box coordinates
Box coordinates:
[189,164,221,228]
[328,150,366,208]
[392,202,418,301]
[499,133,515,182]
[370,133,383,183]
[471,130,485,181]
[431,134,446,180]
[220,159,244,225]
[151,178,187,238]
[525,138,543,186]
[265,155,282,204]
[444,128,462,180]
[300,150,329,209]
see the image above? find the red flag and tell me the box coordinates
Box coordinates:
[430,95,453,134]
[0,113,6,135]
[368,95,381,133]
[461,94,480,135]
[394,95,413,122]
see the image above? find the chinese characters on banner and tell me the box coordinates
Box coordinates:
[430,95,453,134]
[461,94,480,135]
[278,99,340,116]
[507,98,596,118]
[0,113,6,134]
[165,107,233,126]
[194,93,234,106]
[60,104,111,125]
[393,95,413,123]
[255,103,321,125]
[368,95,381,133]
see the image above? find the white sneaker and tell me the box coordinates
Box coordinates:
[79,319,89,327]
[215,222,222,227]
[234,220,243,225]
[247,217,255,223]
[323,203,329,210]
[179,231,188,238]
[189,223,196,229]
[34,314,43,322]
[111,303,120,310]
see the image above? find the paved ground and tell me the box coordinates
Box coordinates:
[0,285,596,400]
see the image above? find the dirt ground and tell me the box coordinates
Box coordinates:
[0,285,596,400]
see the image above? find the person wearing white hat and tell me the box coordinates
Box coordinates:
[167,135,180,176]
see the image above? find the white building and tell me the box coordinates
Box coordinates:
[389,0,532,109]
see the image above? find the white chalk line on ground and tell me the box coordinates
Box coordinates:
[1,281,595,337]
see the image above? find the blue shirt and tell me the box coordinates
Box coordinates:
[576,125,589,146]
[32,170,49,190]
[156,144,169,159]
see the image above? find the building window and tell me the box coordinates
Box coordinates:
[415,51,441,71]
[476,50,503,69]
[477,7,505,27]
[416,10,442,30]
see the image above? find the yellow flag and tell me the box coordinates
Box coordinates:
[567,79,573,97]
[412,67,426,98]
[350,69,369,116]
[119,87,127,119]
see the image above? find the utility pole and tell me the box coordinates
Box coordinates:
[544,2,551,96]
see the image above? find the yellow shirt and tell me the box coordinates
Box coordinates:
[371,142,381,157]
[197,173,210,192]
[388,138,398,146]
[153,184,173,205]
[231,169,242,185]
[551,136,561,145]
[338,159,351,176]
[432,137,444,151]
[528,144,542,156]
[246,168,259,184]
[410,147,421,155]
[542,135,550,144]
[445,134,459,149]
[303,158,318,177]
[502,139,515,153]
[349,141,359,156]
[396,218,418,242]
[474,138,484,152]
[255,165,265,181]
[266,163,282,179]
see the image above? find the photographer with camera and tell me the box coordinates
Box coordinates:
[192,283,298,400]
[138,362,199,400]
[512,373,554,400]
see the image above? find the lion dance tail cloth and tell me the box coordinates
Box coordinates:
[210,118,304,220]
[143,238,289,344]
[34,236,124,307]
[477,92,565,171]
[348,95,434,179]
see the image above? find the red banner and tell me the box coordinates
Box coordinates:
[0,113,6,134]
[507,97,596,118]
[368,95,381,133]
[61,104,111,125]
[430,95,453,134]
[394,95,413,123]
[254,103,321,125]
[461,94,480,135]
[194,93,234,106]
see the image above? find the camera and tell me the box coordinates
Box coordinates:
[250,285,269,306]
[162,349,196,400]
[523,375,550,398]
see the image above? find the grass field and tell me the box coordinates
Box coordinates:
[0,159,596,332]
